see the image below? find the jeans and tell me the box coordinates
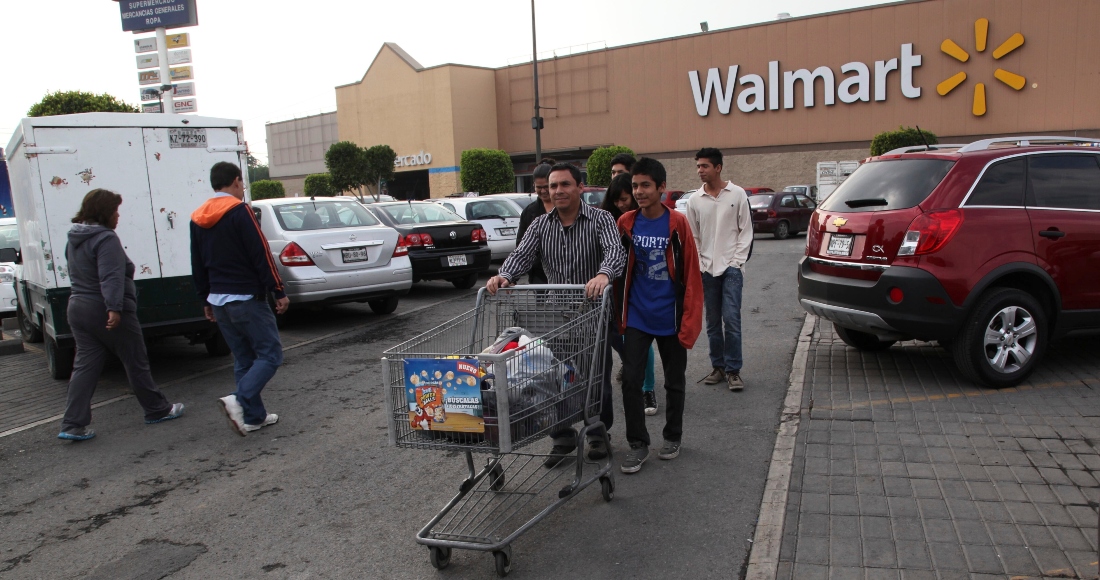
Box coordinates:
[609,334,656,392]
[62,298,172,430]
[550,320,614,447]
[622,327,687,446]
[212,299,283,425]
[701,266,744,374]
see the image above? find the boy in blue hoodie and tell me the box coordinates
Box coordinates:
[190,162,288,437]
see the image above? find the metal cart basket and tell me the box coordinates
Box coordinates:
[382,285,615,576]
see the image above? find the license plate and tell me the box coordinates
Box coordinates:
[827,234,854,256]
[497,227,516,236]
[168,128,207,149]
[447,254,468,267]
[341,247,369,263]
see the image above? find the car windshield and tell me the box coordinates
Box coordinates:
[467,199,520,219]
[0,224,20,252]
[273,201,380,231]
[380,203,463,224]
[819,159,956,213]
[749,195,774,208]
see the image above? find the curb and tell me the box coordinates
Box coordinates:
[744,313,816,580]
[0,336,24,356]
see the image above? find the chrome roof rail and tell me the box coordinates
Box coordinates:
[882,144,968,155]
[957,136,1100,153]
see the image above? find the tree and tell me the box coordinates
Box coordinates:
[28,90,139,117]
[870,126,938,156]
[247,154,270,183]
[362,144,396,200]
[460,149,515,195]
[585,145,635,187]
[325,141,370,201]
[304,173,337,197]
[250,180,285,200]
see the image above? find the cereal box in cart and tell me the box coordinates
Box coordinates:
[404,358,485,433]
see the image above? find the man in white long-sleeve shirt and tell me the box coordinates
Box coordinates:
[684,148,753,391]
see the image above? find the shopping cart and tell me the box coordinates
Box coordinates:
[382,285,615,577]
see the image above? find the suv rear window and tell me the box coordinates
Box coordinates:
[819,159,955,213]
[1028,154,1100,210]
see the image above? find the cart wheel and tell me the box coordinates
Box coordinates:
[429,546,451,570]
[493,550,511,577]
[489,463,505,491]
[600,476,614,502]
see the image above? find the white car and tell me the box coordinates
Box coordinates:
[432,197,522,260]
[675,190,697,214]
[250,198,412,323]
[0,217,19,317]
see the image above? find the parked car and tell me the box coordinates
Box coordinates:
[744,187,775,195]
[674,190,696,213]
[781,184,819,200]
[582,187,606,207]
[251,198,412,324]
[0,217,19,317]
[750,191,816,239]
[365,202,491,288]
[335,194,397,204]
[660,190,686,210]
[491,193,539,209]
[797,136,1100,388]
[432,196,522,260]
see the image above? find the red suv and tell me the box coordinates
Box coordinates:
[798,137,1100,388]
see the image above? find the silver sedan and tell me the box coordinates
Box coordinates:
[251,198,412,318]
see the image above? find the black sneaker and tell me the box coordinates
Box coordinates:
[620,442,649,474]
[703,368,725,385]
[587,438,608,461]
[543,444,576,468]
[658,440,681,460]
[643,391,658,416]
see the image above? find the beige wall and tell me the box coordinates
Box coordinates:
[266,112,338,180]
[273,175,308,197]
[658,145,873,192]
[494,0,1100,156]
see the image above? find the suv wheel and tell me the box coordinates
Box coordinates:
[952,288,1046,388]
[774,221,791,240]
[834,324,896,351]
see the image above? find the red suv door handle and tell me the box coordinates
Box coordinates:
[1038,229,1066,239]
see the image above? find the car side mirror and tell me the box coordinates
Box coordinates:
[0,248,18,264]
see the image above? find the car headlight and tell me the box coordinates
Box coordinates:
[0,265,13,285]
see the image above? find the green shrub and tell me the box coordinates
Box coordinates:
[304,173,337,197]
[28,90,139,117]
[460,149,515,195]
[585,146,635,187]
[250,180,285,201]
[870,126,938,156]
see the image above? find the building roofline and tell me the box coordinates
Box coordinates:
[335,42,496,89]
[264,110,337,126]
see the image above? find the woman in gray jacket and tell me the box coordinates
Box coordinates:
[58,189,184,441]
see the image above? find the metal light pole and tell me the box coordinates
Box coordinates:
[156,27,175,114]
[531,0,542,163]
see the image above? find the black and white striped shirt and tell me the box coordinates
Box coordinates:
[498,203,626,284]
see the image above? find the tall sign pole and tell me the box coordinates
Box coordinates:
[155,27,174,114]
[531,0,543,164]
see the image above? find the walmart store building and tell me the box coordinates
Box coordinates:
[269,0,1100,198]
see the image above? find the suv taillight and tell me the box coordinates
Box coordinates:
[393,235,409,257]
[898,210,964,256]
[279,242,314,266]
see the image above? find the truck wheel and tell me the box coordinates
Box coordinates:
[451,273,479,290]
[952,288,1046,388]
[368,297,399,314]
[46,337,74,380]
[205,331,232,356]
[834,324,895,351]
[774,221,791,240]
[18,307,43,343]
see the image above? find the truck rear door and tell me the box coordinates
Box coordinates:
[31,127,161,284]
[142,126,245,278]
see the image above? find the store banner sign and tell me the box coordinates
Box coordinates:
[172,82,196,97]
[142,102,163,113]
[173,98,198,114]
[134,37,157,53]
[138,70,160,85]
[169,66,193,81]
[166,33,190,48]
[167,49,191,65]
[140,88,161,102]
[119,0,198,32]
[136,54,159,69]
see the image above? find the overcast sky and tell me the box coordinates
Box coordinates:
[2,0,883,164]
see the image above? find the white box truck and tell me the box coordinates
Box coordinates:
[6,113,248,378]
[815,160,860,202]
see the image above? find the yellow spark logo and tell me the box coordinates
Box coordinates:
[937,18,1026,116]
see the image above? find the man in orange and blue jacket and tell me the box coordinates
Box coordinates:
[614,157,703,474]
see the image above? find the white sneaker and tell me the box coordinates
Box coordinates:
[219,395,247,437]
[243,414,279,432]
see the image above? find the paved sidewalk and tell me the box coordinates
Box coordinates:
[779,322,1100,580]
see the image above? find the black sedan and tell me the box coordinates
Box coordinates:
[365,202,491,288]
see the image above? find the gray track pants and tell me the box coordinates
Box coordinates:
[61,298,172,430]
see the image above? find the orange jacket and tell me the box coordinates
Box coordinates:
[615,208,703,349]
